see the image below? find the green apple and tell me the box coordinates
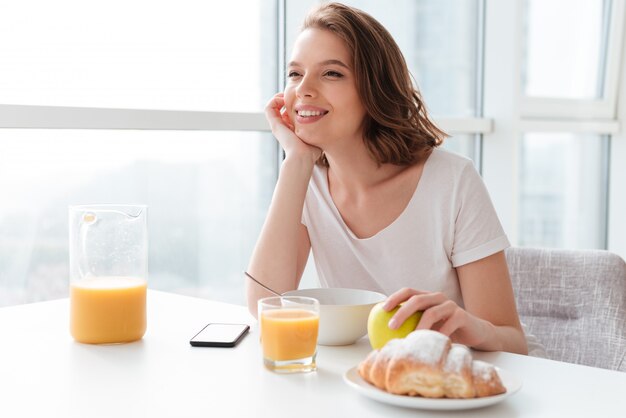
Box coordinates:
[367,302,422,349]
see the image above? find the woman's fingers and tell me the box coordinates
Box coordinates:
[265,94,286,125]
[280,107,294,130]
[265,92,298,134]
[387,291,447,329]
[416,300,459,331]
[383,287,425,311]
[435,307,466,337]
[384,287,483,346]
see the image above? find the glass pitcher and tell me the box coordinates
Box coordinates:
[69,204,148,344]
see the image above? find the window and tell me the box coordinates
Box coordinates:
[0,130,276,306]
[0,0,278,306]
[519,0,622,118]
[0,0,276,111]
[519,133,608,249]
[483,0,623,251]
[523,0,608,99]
[514,0,617,248]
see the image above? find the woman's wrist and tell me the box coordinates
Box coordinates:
[473,319,501,351]
[471,319,527,354]
[282,152,317,172]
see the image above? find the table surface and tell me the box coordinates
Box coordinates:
[1,290,624,418]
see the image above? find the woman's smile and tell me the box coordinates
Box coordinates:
[294,104,329,124]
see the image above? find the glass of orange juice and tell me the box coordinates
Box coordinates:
[69,204,148,344]
[258,296,320,373]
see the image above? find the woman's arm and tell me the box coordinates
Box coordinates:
[454,251,527,353]
[246,93,321,316]
[384,251,528,354]
[246,159,313,315]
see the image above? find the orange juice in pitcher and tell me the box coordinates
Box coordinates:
[70,276,147,344]
[69,205,148,344]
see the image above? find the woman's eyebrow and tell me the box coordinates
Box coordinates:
[287,59,350,69]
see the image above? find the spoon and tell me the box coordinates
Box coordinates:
[244,271,282,296]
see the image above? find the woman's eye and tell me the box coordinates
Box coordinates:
[287,71,301,78]
[324,70,343,78]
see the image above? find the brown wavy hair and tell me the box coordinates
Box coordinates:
[302,2,446,166]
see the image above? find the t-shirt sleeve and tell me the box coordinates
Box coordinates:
[450,162,510,267]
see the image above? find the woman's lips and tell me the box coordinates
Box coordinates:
[294,106,329,124]
[295,112,327,124]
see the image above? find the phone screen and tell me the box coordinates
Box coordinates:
[189,323,250,347]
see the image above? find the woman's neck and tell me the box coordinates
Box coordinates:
[324,140,406,194]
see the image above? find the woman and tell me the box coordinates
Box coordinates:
[247,2,528,355]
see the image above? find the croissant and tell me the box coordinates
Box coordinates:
[358,330,506,399]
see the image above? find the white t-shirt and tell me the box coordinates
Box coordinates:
[301,148,510,308]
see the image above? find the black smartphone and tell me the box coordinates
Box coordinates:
[189,323,250,348]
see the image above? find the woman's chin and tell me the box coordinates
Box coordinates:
[295,130,323,148]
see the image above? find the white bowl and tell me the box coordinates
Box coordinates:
[282,288,386,346]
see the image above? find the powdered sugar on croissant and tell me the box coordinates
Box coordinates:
[358,330,506,399]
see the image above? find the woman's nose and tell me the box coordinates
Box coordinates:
[295,75,317,98]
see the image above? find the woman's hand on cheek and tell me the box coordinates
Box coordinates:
[265,93,293,134]
[384,287,488,348]
[265,93,321,164]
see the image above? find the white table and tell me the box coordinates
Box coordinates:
[1,290,624,417]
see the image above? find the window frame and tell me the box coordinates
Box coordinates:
[0,104,494,135]
[483,0,625,251]
[519,0,626,120]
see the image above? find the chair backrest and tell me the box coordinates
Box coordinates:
[505,247,626,371]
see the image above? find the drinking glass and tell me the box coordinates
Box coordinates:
[69,204,148,344]
[258,296,320,373]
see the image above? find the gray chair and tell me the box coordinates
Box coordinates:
[505,247,626,372]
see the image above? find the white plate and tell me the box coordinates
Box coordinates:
[343,366,522,411]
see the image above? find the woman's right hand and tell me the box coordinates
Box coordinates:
[265,93,322,164]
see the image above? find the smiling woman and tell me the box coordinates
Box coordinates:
[247,2,529,355]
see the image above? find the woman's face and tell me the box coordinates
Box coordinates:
[284,28,367,151]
